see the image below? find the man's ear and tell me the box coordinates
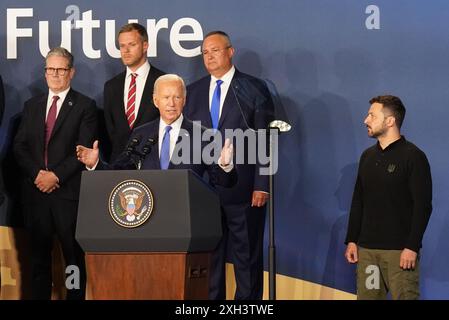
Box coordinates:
[386,115,396,128]
[153,94,159,110]
[143,41,149,54]
[69,67,76,79]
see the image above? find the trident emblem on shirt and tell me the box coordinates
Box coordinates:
[387,164,396,173]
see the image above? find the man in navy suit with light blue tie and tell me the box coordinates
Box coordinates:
[183,31,274,300]
[77,74,236,188]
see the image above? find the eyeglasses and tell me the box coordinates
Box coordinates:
[201,46,231,56]
[45,67,70,76]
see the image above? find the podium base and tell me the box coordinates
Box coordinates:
[85,252,210,300]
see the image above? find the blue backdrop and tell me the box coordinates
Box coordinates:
[1,0,448,299]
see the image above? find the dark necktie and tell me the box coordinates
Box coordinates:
[45,95,59,166]
[160,125,172,169]
[210,79,223,129]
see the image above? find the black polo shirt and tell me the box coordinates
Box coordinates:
[345,136,432,252]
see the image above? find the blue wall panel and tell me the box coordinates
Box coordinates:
[1,0,448,298]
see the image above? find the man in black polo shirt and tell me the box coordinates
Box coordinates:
[344,95,432,300]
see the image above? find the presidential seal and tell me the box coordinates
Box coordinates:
[108,180,154,228]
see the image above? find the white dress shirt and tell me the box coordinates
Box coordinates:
[158,115,233,171]
[123,60,151,116]
[88,114,233,172]
[209,66,236,118]
[46,87,70,120]
[158,114,183,160]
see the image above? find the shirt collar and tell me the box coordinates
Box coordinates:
[126,60,150,78]
[211,65,235,84]
[159,114,184,132]
[376,135,406,152]
[48,87,70,102]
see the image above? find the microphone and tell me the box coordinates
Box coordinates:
[141,136,158,157]
[111,134,142,169]
[125,134,142,156]
[136,135,158,170]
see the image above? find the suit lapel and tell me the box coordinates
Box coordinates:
[50,89,75,140]
[218,73,239,129]
[146,145,160,169]
[168,119,192,169]
[115,72,130,131]
[135,68,157,126]
[150,136,161,170]
[142,121,161,169]
[37,95,48,156]
[199,77,213,128]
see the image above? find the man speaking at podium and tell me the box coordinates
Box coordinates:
[76,74,236,188]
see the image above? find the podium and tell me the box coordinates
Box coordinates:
[75,170,222,300]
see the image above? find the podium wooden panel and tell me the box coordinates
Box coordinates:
[86,252,210,300]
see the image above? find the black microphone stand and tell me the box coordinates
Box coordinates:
[268,127,277,300]
[231,78,291,300]
[134,137,157,170]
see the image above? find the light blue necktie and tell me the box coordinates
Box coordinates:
[160,125,172,169]
[210,79,223,129]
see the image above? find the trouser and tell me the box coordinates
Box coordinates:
[209,202,266,300]
[26,198,86,300]
[356,247,420,300]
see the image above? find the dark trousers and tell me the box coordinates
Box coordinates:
[26,197,86,300]
[209,202,266,300]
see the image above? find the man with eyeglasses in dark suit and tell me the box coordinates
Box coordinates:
[13,47,97,299]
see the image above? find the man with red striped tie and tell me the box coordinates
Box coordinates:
[104,23,165,162]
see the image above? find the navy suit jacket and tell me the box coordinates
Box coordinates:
[0,75,4,126]
[184,69,274,205]
[104,65,165,161]
[100,117,237,188]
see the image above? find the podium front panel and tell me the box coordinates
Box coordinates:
[76,170,222,252]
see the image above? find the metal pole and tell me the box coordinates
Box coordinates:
[268,130,276,300]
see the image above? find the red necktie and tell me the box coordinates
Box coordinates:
[126,73,137,129]
[45,95,59,167]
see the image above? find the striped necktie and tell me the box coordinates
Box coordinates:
[126,73,137,128]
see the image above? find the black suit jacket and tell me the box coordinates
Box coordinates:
[0,75,4,126]
[0,75,5,207]
[102,117,236,188]
[14,89,98,202]
[184,69,274,204]
[104,65,165,161]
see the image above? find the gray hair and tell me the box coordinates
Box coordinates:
[203,30,232,47]
[45,47,74,68]
[153,74,186,98]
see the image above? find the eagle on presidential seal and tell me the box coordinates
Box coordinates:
[109,180,154,228]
